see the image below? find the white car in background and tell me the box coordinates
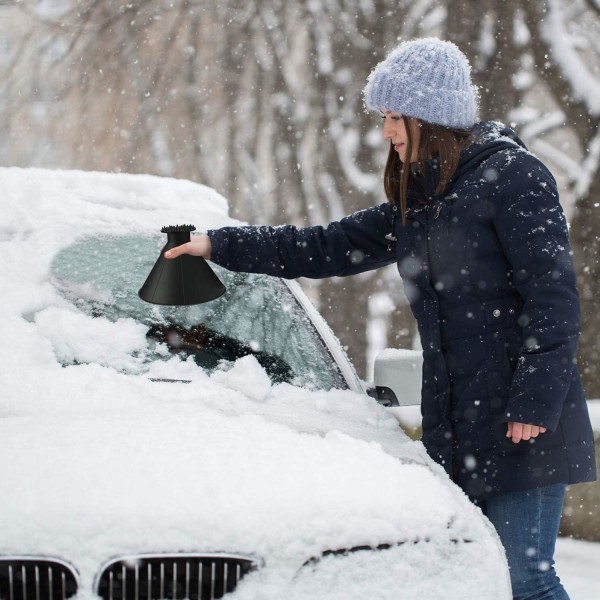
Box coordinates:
[0,168,511,600]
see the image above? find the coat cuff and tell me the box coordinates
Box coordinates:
[207,228,227,265]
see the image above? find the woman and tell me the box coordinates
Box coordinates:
[165,38,596,599]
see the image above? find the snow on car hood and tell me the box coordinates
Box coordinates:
[0,168,506,596]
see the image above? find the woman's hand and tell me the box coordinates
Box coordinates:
[164,234,212,260]
[506,422,547,443]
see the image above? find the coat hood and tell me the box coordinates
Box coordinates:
[455,121,525,181]
[408,121,525,200]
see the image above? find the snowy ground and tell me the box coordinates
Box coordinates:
[555,537,600,599]
[559,398,599,596]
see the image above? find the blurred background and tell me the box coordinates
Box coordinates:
[1,0,599,542]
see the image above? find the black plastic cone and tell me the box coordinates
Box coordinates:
[138,225,226,305]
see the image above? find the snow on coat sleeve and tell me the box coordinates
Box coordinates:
[489,152,581,431]
[207,203,397,279]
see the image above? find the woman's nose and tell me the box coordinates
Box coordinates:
[382,118,394,140]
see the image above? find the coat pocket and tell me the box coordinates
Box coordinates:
[486,336,518,416]
[451,351,513,426]
[450,359,490,424]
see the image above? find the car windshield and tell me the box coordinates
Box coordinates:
[50,234,347,391]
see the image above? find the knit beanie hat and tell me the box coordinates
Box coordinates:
[363,38,479,129]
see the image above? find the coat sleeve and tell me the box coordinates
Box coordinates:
[207,203,397,279]
[489,152,581,431]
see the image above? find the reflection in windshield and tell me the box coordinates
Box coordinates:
[146,322,294,383]
[50,234,347,390]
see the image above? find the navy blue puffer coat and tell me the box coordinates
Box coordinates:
[208,121,596,502]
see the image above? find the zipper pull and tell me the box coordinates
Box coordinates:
[434,203,442,219]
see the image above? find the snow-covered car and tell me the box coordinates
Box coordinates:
[0,168,511,600]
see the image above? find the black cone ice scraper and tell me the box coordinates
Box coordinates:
[138,225,226,305]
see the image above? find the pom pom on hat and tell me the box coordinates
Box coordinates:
[364,37,479,129]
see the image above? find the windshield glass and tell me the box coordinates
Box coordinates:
[50,234,347,390]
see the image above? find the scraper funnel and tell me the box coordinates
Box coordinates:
[138,225,226,305]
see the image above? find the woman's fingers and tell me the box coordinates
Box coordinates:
[164,235,211,260]
[506,422,547,443]
[164,243,192,259]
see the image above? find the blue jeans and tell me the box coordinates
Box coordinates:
[482,483,569,600]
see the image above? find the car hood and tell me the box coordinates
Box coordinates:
[0,357,446,564]
[3,354,437,530]
[0,354,496,583]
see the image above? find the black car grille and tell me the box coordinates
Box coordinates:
[96,554,260,600]
[0,558,78,600]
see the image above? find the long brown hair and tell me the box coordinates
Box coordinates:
[384,117,473,222]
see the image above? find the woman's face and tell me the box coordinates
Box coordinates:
[381,111,420,163]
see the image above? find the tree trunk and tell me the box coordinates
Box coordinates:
[570,167,600,397]
[445,0,521,120]
[519,0,600,397]
[319,276,371,379]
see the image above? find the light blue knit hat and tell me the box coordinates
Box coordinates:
[363,38,479,129]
